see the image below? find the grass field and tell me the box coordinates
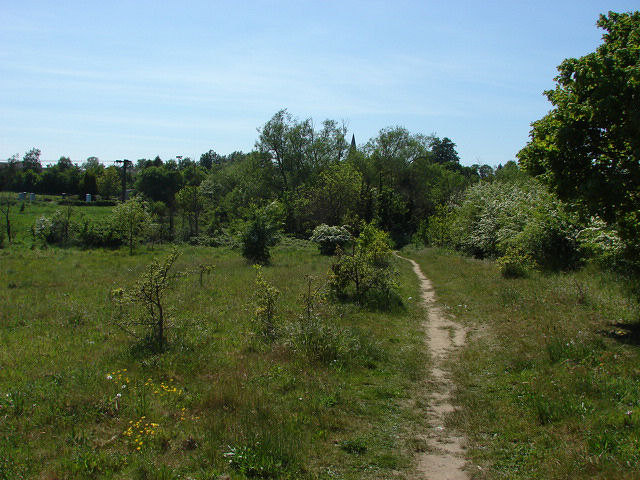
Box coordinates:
[405,247,640,479]
[1,195,114,247]
[4,198,640,479]
[0,237,429,479]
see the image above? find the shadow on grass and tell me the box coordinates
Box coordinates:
[600,321,640,346]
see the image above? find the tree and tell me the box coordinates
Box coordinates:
[135,166,183,235]
[518,11,640,247]
[98,166,121,199]
[0,154,20,191]
[176,185,204,237]
[241,208,280,264]
[0,194,13,243]
[430,137,460,164]
[135,167,183,205]
[112,196,151,254]
[306,162,362,226]
[22,148,42,173]
[82,156,103,173]
[199,149,224,170]
[57,156,73,170]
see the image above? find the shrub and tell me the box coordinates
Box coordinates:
[33,206,79,246]
[33,215,52,247]
[78,218,123,248]
[309,224,352,255]
[328,224,399,309]
[110,248,180,351]
[284,317,382,367]
[252,265,280,340]
[284,276,383,366]
[441,178,581,270]
[112,196,152,255]
[355,222,393,266]
[241,214,279,264]
[497,247,534,278]
[577,216,624,267]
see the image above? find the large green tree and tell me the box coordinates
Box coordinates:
[98,166,121,200]
[518,11,640,244]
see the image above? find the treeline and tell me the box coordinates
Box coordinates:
[2,109,497,246]
[5,107,631,276]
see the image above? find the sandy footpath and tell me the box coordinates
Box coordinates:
[397,254,469,480]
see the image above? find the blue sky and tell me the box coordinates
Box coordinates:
[1,1,638,166]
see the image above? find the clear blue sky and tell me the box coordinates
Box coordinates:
[1,1,638,166]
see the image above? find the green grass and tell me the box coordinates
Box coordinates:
[1,195,114,246]
[0,240,428,479]
[404,246,640,479]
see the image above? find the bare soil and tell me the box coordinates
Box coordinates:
[398,254,469,480]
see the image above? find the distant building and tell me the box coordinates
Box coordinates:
[350,134,357,154]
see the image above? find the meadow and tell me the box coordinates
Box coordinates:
[0,201,429,479]
[3,199,640,479]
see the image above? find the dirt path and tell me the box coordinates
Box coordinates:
[397,254,469,480]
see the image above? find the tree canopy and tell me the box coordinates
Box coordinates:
[518,11,640,242]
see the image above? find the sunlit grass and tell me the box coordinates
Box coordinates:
[405,246,640,479]
[0,241,427,479]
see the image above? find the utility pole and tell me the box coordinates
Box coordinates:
[115,159,132,202]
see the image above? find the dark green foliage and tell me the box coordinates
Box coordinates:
[241,213,280,264]
[78,218,123,248]
[430,136,460,165]
[135,166,183,206]
[518,12,640,264]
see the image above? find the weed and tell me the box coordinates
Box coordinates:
[339,437,368,454]
[224,440,300,478]
[0,243,423,479]
[252,265,280,340]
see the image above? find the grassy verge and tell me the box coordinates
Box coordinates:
[405,246,640,479]
[0,241,427,479]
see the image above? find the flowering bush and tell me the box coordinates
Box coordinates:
[435,178,581,270]
[577,216,624,266]
[309,224,352,255]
